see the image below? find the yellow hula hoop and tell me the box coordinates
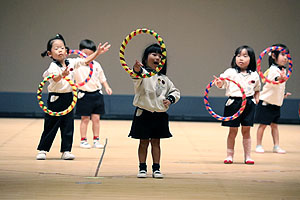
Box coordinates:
[119,28,167,78]
[37,75,78,116]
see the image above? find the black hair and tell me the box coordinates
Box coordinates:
[268,43,289,67]
[41,34,69,58]
[79,39,97,52]
[142,43,167,75]
[231,45,256,73]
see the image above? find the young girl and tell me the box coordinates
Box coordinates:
[215,45,260,165]
[36,34,110,160]
[74,39,112,149]
[128,43,180,178]
[255,43,291,154]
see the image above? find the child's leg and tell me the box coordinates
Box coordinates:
[80,116,90,139]
[256,124,267,146]
[225,127,238,163]
[137,139,150,177]
[150,138,164,178]
[270,123,279,146]
[150,138,161,165]
[79,116,91,148]
[241,126,254,164]
[270,123,286,153]
[227,127,238,150]
[138,139,150,164]
[91,114,100,138]
[37,115,60,151]
[60,112,74,152]
[91,114,104,148]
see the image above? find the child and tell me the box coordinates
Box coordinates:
[128,43,180,178]
[215,45,260,164]
[36,34,110,160]
[255,43,291,154]
[74,39,112,149]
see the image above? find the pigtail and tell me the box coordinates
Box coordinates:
[41,50,48,57]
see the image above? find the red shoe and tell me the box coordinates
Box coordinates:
[245,159,254,165]
[224,158,233,164]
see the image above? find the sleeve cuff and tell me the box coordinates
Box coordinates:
[167,95,175,104]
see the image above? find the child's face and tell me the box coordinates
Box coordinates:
[48,40,67,61]
[274,52,288,67]
[81,49,94,57]
[146,52,162,70]
[235,48,250,71]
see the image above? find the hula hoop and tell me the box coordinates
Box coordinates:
[119,28,167,78]
[261,69,269,84]
[37,75,78,116]
[257,46,293,84]
[69,49,94,87]
[204,77,247,121]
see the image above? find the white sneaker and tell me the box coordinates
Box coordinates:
[137,170,147,178]
[273,146,286,154]
[256,145,265,153]
[61,151,75,160]
[80,140,91,149]
[36,150,47,160]
[93,140,104,149]
[152,170,164,179]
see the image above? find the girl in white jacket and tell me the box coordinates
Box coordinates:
[128,44,180,179]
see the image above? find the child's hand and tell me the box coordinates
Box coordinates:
[284,92,292,98]
[163,99,171,108]
[96,42,111,55]
[106,87,112,95]
[133,60,143,73]
[278,68,287,81]
[61,67,70,77]
[213,75,224,88]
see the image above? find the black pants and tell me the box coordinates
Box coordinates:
[37,92,74,152]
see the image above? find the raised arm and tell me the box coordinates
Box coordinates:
[83,42,111,65]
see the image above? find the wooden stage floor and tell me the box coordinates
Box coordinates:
[0,118,299,199]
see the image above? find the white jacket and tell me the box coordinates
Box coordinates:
[132,68,180,112]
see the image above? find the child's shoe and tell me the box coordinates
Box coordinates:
[80,139,91,149]
[137,170,147,178]
[61,151,75,160]
[36,150,47,160]
[152,170,164,179]
[273,146,286,154]
[93,139,104,149]
[245,158,255,165]
[255,145,265,153]
[224,157,233,164]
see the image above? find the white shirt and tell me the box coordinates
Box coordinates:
[74,59,107,93]
[43,58,85,93]
[219,68,261,97]
[259,65,286,106]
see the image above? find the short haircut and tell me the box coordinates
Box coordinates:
[79,39,97,52]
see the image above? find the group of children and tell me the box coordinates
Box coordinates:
[36,34,112,160]
[36,33,291,179]
[215,44,290,165]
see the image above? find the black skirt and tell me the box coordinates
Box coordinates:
[128,108,172,139]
